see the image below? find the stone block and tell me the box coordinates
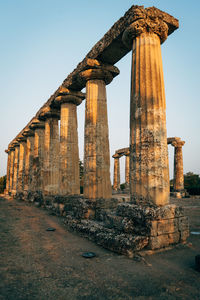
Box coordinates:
[178,216,189,231]
[157,218,179,235]
[180,229,189,242]
[148,232,180,250]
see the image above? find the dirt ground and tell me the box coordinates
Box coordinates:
[0,196,199,300]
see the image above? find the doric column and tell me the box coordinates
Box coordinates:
[39,107,60,195]
[122,14,170,206]
[4,149,11,194]
[17,136,27,192]
[79,60,119,199]
[12,142,20,195]
[29,119,45,192]
[172,140,185,191]
[54,88,84,195]
[22,128,35,192]
[112,154,121,191]
[8,148,15,193]
[125,151,130,187]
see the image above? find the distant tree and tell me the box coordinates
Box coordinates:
[0,175,6,193]
[120,183,126,190]
[184,172,200,195]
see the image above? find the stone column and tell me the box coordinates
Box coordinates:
[23,129,35,192]
[4,149,11,194]
[39,108,60,195]
[12,143,20,195]
[79,65,118,200]
[125,151,130,187]
[122,16,170,206]
[172,140,185,191]
[112,154,121,191]
[8,148,15,193]
[55,89,84,195]
[17,136,27,192]
[30,119,45,192]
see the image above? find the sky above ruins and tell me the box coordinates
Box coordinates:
[0,0,200,182]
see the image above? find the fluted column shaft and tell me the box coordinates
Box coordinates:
[24,136,34,191]
[84,78,111,199]
[43,117,59,195]
[9,150,15,193]
[60,102,80,194]
[128,32,169,205]
[113,156,120,191]
[32,127,45,191]
[125,153,130,187]
[172,141,185,191]
[17,141,26,191]
[12,145,20,194]
[5,150,11,193]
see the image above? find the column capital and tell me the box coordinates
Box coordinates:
[78,58,119,86]
[124,151,130,156]
[29,118,45,130]
[172,140,185,148]
[12,141,20,148]
[5,149,9,154]
[16,134,26,143]
[38,107,60,121]
[22,128,35,137]
[122,7,178,49]
[112,153,121,159]
[54,87,85,106]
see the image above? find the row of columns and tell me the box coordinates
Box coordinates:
[112,139,185,193]
[5,12,178,206]
[5,66,118,199]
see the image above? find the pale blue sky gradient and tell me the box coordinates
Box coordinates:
[0,0,200,183]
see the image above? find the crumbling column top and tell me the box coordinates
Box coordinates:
[22,128,35,137]
[38,107,60,121]
[172,140,185,148]
[29,118,45,130]
[53,87,85,107]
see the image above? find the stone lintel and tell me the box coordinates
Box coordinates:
[38,107,60,121]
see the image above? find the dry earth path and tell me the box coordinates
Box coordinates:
[0,196,200,300]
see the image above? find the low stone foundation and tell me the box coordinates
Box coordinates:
[14,191,189,257]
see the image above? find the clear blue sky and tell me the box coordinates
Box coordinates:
[0,0,199,183]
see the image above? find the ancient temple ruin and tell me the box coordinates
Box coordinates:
[4,5,189,256]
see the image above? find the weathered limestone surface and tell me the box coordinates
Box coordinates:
[4,150,11,194]
[113,154,121,191]
[12,144,20,195]
[125,152,130,187]
[39,109,60,195]
[172,140,185,191]
[8,149,15,193]
[55,90,84,195]
[79,68,116,199]
[125,14,173,206]
[23,130,34,192]
[30,119,45,192]
[17,139,26,191]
